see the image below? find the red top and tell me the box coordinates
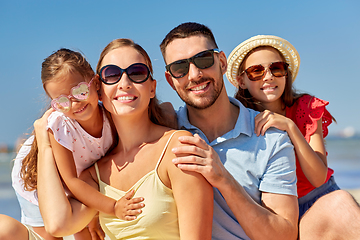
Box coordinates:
[286,94,334,198]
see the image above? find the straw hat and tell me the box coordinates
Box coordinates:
[226,35,300,87]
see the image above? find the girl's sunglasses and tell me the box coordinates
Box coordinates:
[99,63,151,85]
[51,78,94,113]
[241,61,288,81]
[166,49,220,78]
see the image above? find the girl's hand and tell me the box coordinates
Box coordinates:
[33,108,55,147]
[254,110,293,136]
[114,190,145,220]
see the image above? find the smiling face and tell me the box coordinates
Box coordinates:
[237,47,286,111]
[164,35,227,110]
[99,46,156,118]
[45,71,99,122]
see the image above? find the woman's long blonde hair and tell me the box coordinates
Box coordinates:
[96,38,173,128]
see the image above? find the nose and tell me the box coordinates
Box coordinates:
[187,62,203,81]
[262,68,273,81]
[70,96,82,109]
[117,72,132,89]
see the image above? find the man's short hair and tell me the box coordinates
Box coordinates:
[160,22,218,62]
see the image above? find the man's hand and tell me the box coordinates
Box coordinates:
[171,134,229,188]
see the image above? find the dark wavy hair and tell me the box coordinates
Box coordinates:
[160,22,218,61]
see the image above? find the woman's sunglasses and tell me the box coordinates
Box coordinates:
[241,61,288,81]
[51,78,94,113]
[166,49,220,78]
[99,63,151,85]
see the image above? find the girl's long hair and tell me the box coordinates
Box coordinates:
[234,46,303,112]
[234,46,336,122]
[20,48,95,190]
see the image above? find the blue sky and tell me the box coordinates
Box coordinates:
[1,0,359,146]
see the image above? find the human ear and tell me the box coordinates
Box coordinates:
[150,79,156,99]
[218,51,227,75]
[94,75,102,100]
[94,75,101,91]
[165,71,176,90]
[237,74,247,89]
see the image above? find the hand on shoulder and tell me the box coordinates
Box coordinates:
[254,110,294,136]
[34,108,55,147]
[170,133,230,188]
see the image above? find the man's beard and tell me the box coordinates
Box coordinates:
[175,76,224,110]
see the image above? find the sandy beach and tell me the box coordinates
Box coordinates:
[347,189,360,204]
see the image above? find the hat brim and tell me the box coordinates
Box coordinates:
[226,35,300,87]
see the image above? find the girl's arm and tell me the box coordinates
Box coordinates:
[35,110,97,237]
[49,133,118,215]
[162,131,213,240]
[254,110,328,187]
[49,133,144,219]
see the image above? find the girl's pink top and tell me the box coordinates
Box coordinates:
[286,94,334,198]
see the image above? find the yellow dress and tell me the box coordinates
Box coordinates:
[95,131,180,240]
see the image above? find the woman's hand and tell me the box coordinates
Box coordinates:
[87,215,105,240]
[33,108,55,147]
[254,110,294,136]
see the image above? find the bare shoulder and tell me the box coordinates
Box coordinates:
[159,129,193,164]
[164,130,192,147]
[157,130,193,186]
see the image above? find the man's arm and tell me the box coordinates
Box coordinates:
[172,134,298,240]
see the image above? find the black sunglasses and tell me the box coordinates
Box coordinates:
[241,61,288,81]
[99,63,152,85]
[166,49,220,78]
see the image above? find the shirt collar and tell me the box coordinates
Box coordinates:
[177,97,255,144]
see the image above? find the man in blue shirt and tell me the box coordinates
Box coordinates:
[160,22,298,240]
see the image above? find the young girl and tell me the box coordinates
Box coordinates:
[10,48,144,240]
[34,38,213,240]
[226,35,360,239]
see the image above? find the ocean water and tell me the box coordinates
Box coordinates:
[1,138,359,222]
[0,152,20,221]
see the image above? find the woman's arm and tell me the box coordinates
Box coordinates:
[162,131,213,240]
[254,110,328,186]
[35,110,98,236]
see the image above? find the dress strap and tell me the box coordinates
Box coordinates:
[155,131,179,170]
[94,162,101,182]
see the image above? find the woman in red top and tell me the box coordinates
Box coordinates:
[226,35,360,239]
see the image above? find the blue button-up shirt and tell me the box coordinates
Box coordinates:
[177,97,297,240]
